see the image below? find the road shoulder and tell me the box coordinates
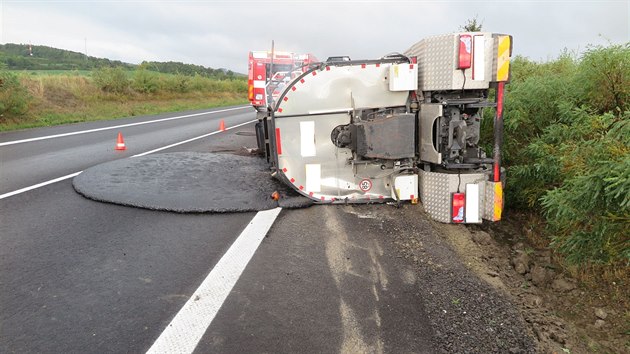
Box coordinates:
[197,204,535,353]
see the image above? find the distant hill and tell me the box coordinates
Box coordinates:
[0,43,133,70]
[0,43,243,78]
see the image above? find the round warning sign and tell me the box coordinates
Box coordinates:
[359,179,372,192]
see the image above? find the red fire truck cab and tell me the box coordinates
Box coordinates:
[248,51,318,111]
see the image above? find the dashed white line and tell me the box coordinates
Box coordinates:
[146,207,282,354]
[0,106,249,147]
[132,119,256,158]
[0,119,257,200]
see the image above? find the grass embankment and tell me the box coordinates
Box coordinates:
[0,67,247,131]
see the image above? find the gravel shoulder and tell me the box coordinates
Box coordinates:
[375,204,536,353]
[435,213,630,354]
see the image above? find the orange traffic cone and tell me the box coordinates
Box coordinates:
[219,119,226,131]
[115,132,126,151]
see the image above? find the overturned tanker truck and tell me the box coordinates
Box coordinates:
[254,33,513,224]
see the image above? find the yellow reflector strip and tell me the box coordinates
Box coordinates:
[493,182,503,221]
[496,35,511,82]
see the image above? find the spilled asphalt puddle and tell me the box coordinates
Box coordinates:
[73,152,312,212]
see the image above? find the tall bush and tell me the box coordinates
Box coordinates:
[92,67,130,93]
[503,45,630,266]
[575,43,630,114]
[161,74,190,93]
[132,69,159,94]
[0,70,31,116]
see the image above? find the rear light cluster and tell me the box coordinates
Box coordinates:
[452,193,465,223]
[458,34,472,69]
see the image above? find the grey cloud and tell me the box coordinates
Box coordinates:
[2,1,628,73]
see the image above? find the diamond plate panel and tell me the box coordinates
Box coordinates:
[405,33,493,91]
[420,170,490,223]
[419,170,451,223]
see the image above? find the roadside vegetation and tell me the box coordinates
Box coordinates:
[0,43,246,131]
[0,67,246,131]
[481,43,629,296]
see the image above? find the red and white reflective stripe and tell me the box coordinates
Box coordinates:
[275,128,282,155]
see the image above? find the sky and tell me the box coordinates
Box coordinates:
[0,0,628,73]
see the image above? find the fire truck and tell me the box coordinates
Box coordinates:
[247,51,318,111]
[254,32,512,224]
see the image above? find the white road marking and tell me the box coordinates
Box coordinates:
[146,207,282,354]
[0,172,82,200]
[132,119,256,158]
[0,106,249,147]
[0,119,257,200]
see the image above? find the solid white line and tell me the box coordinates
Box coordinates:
[0,171,82,200]
[0,106,250,147]
[0,120,257,200]
[146,207,282,354]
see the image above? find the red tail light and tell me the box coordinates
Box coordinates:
[458,34,472,69]
[452,193,465,223]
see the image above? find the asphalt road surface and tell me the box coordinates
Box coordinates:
[0,106,535,353]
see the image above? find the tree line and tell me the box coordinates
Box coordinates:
[0,43,239,79]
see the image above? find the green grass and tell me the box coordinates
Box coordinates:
[0,69,248,131]
[0,95,247,131]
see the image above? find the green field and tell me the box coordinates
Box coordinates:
[0,67,248,131]
[1,43,247,131]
